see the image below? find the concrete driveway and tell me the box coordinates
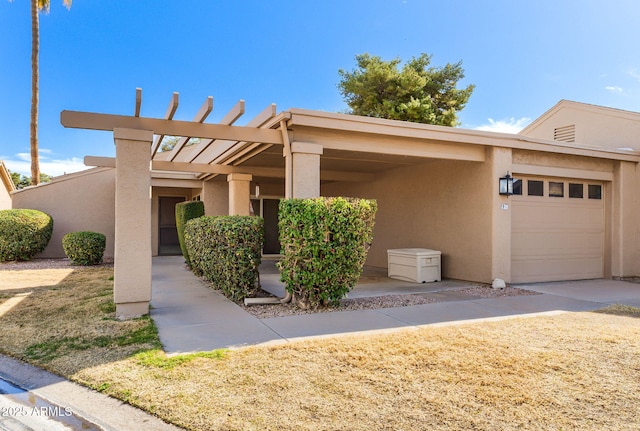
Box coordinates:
[516,278,640,307]
[151,256,640,354]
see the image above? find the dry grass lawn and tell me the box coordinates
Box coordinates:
[1,264,640,430]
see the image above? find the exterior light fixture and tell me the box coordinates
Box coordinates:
[499,172,514,196]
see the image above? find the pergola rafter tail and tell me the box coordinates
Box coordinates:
[60,110,284,145]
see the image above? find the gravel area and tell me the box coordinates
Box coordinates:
[242,286,540,319]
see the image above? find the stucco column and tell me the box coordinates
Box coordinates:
[113,128,153,319]
[227,173,252,215]
[611,161,638,277]
[288,142,323,198]
[489,147,513,284]
[202,180,229,216]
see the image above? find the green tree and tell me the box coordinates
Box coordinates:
[10,0,72,186]
[338,53,475,126]
[9,170,51,189]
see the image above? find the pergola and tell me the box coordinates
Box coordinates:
[61,89,326,318]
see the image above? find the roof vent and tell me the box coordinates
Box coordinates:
[554,124,575,142]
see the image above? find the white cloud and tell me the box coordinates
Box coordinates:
[15,153,30,162]
[628,68,640,83]
[474,117,531,134]
[605,85,624,93]
[2,156,88,177]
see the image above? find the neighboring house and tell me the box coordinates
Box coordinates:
[0,161,15,210]
[9,97,640,317]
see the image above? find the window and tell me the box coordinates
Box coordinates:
[588,184,602,200]
[569,183,583,198]
[513,179,522,195]
[549,182,564,197]
[527,180,544,196]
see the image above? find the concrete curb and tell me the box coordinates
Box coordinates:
[0,354,182,431]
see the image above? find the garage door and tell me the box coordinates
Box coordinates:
[511,177,604,283]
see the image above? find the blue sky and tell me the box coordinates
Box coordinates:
[2,0,640,177]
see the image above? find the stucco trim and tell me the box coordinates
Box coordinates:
[512,163,614,181]
[0,161,16,193]
[285,108,640,162]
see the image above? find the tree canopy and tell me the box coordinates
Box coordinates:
[338,53,475,126]
[10,171,51,189]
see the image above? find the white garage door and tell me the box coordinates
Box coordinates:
[511,177,604,283]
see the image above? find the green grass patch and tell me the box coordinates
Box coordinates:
[595,304,640,318]
[134,349,227,370]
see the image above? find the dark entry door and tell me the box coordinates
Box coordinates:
[159,196,185,255]
[262,199,281,254]
[251,198,281,255]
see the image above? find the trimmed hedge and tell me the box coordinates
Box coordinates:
[277,197,377,309]
[0,209,54,261]
[185,215,264,301]
[175,200,205,266]
[62,231,106,265]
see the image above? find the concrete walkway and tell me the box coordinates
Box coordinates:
[151,256,640,354]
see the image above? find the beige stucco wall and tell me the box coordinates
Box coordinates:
[611,161,640,277]
[513,149,614,173]
[521,104,640,151]
[11,168,116,258]
[0,185,11,210]
[202,180,229,216]
[322,153,496,283]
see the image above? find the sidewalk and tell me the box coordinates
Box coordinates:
[150,256,640,354]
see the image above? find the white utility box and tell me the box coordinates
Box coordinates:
[387,248,441,283]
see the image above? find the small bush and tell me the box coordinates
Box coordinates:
[278,197,377,309]
[185,215,264,301]
[0,209,54,261]
[175,201,205,266]
[62,231,106,265]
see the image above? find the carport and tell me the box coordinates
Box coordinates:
[60,90,640,318]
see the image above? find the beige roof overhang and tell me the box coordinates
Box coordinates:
[283,108,640,163]
[68,90,640,187]
[0,160,16,193]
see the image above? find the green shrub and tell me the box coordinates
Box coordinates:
[277,197,377,309]
[175,201,205,266]
[62,231,106,265]
[185,215,264,301]
[0,209,54,261]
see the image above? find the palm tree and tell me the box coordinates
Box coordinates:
[29,0,71,185]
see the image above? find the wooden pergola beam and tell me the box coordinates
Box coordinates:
[134,88,142,117]
[61,110,283,145]
[151,92,179,155]
[84,155,373,182]
[167,96,213,161]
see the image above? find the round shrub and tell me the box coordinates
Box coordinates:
[278,197,377,309]
[0,209,54,262]
[62,231,106,265]
[185,215,264,301]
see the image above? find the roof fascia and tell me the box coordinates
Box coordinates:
[0,161,16,193]
[284,108,640,163]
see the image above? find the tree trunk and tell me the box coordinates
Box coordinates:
[30,0,40,186]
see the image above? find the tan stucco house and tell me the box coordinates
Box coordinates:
[0,161,15,210]
[5,97,640,317]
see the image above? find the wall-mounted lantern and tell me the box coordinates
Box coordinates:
[499,172,514,196]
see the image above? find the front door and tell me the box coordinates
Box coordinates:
[251,198,281,255]
[158,196,185,256]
